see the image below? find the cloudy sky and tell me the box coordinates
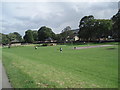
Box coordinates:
[0,0,119,36]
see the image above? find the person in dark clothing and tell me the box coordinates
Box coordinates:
[60,47,62,53]
[8,44,11,48]
[35,46,37,49]
[74,47,76,49]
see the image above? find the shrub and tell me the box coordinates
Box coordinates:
[41,43,48,46]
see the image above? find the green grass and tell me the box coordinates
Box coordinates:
[2,44,118,88]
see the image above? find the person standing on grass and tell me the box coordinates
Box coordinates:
[74,47,76,49]
[35,46,37,49]
[8,44,11,48]
[60,47,63,53]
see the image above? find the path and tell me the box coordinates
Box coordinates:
[2,64,12,88]
[74,45,113,50]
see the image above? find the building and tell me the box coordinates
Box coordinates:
[11,39,21,46]
[67,29,79,41]
[45,37,54,42]
[70,29,79,35]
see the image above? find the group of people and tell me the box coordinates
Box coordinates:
[34,46,63,53]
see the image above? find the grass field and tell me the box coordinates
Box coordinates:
[2,43,118,88]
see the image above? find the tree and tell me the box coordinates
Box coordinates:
[55,34,62,42]
[61,26,71,33]
[78,15,95,41]
[60,26,74,42]
[13,32,22,42]
[93,19,112,40]
[8,33,17,42]
[78,15,112,41]
[6,32,22,43]
[24,30,34,43]
[111,9,120,40]
[1,32,22,45]
[38,26,55,41]
[2,34,10,45]
[60,30,74,42]
[32,30,38,41]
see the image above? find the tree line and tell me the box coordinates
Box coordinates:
[78,16,113,41]
[0,9,119,45]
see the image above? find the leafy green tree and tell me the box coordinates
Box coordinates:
[32,30,38,41]
[78,15,112,41]
[78,15,95,41]
[61,26,71,33]
[60,30,74,42]
[59,26,74,42]
[6,32,22,43]
[38,26,55,41]
[1,32,22,45]
[93,19,112,40]
[111,9,120,40]
[55,34,62,41]
[24,30,34,43]
[2,34,10,45]
[13,32,22,42]
[8,33,17,41]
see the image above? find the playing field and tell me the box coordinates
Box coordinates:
[2,44,118,88]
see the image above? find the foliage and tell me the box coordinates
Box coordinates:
[61,26,71,33]
[41,43,48,46]
[61,30,74,41]
[78,15,94,41]
[2,34,10,45]
[95,19,112,39]
[24,30,34,43]
[32,30,38,41]
[78,15,112,41]
[1,32,23,45]
[111,9,120,39]
[55,34,62,41]
[8,33,17,41]
[13,32,22,42]
[60,26,74,42]
[38,26,55,41]
[55,26,74,42]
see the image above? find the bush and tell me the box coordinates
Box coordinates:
[36,44,41,47]
[41,43,48,46]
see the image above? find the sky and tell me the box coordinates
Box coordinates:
[0,0,119,36]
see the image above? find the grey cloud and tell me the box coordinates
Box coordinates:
[1,2,118,36]
[89,2,118,10]
[14,16,31,21]
[118,1,120,9]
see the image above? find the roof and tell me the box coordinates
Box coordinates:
[11,39,19,43]
[45,37,53,41]
[71,29,79,31]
